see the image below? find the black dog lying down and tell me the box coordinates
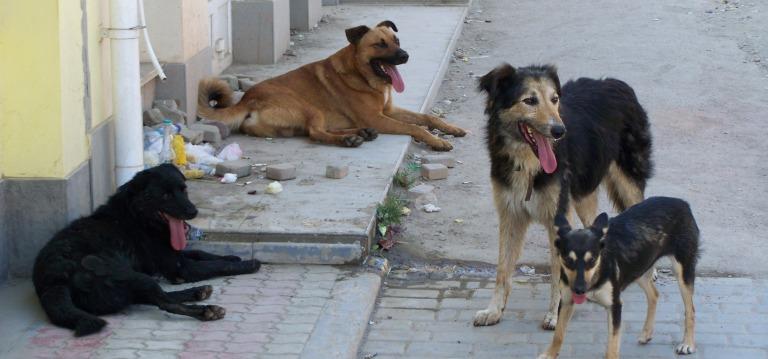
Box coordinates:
[33,164,260,336]
[539,197,700,359]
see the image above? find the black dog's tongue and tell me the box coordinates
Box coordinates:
[162,213,187,251]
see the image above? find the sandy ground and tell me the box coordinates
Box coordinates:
[389,0,768,276]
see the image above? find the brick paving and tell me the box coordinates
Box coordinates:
[3,265,343,359]
[361,275,768,359]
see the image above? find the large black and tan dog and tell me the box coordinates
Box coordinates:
[539,197,699,359]
[33,164,261,336]
[473,64,653,330]
[198,21,466,151]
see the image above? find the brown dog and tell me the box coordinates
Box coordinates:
[197,21,466,151]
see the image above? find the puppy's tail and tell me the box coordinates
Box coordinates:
[38,286,107,337]
[197,77,250,130]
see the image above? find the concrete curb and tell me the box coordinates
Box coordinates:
[187,241,363,264]
[300,272,382,359]
[418,2,470,114]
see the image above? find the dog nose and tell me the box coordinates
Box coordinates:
[573,286,585,295]
[396,49,409,63]
[187,208,198,217]
[550,124,566,139]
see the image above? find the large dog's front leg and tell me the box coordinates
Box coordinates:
[385,106,467,137]
[543,225,563,330]
[362,113,454,151]
[177,258,261,283]
[474,188,530,326]
[182,249,242,262]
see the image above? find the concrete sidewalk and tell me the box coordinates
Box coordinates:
[0,265,380,359]
[361,273,768,359]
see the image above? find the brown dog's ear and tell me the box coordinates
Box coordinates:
[543,64,561,96]
[478,63,516,113]
[377,20,398,32]
[345,25,370,45]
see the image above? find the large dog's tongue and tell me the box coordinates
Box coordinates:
[572,293,587,305]
[533,131,557,174]
[384,65,405,93]
[162,213,187,251]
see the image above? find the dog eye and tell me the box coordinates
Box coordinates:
[551,96,559,104]
[522,97,537,106]
[375,40,388,48]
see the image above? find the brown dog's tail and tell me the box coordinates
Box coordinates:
[197,78,250,130]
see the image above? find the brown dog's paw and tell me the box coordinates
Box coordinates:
[430,139,453,152]
[342,135,365,147]
[201,305,227,321]
[196,285,213,301]
[447,126,467,137]
[358,128,378,141]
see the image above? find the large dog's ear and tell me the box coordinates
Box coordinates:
[345,25,370,45]
[543,64,561,96]
[377,20,398,32]
[590,212,609,237]
[478,63,516,112]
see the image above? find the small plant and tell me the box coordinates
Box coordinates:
[393,162,421,189]
[375,195,407,250]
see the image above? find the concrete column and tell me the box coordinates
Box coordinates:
[232,0,290,65]
[322,0,339,6]
[290,0,322,31]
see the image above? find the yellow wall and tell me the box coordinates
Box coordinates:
[88,0,113,129]
[0,0,97,178]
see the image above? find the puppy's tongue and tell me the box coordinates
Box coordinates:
[572,293,587,305]
[161,213,187,251]
[532,131,557,174]
[384,65,405,93]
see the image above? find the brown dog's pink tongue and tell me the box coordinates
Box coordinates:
[532,131,557,174]
[384,65,405,93]
[572,293,587,304]
[162,213,187,251]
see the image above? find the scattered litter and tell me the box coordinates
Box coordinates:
[240,181,253,186]
[462,181,473,184]
[368,321,375,325]
[185,143,223,166]
[422,204,441,213]
[265,181,283,194]
[183,169,205,179]
[363,353,378,359]
[519,265,535,275]
[456,160,464,164]
[265,137,274,141]
[216,143,243,161]
[468,55,490,59]
[220,173,237,184]
[401,207,411,216]
[187,225,205,241]
[454,218,464,224]
[247,190,258,195]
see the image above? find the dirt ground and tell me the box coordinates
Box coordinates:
[388,0,768,277]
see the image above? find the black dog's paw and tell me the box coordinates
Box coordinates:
[201,305,226,321]
[358,128,378,141]
[245,259,262,273]
[342,135,364,147]
[74,317,108,337]
[196,285,214,301]
[222,255,242,262]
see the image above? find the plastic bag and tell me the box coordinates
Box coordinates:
[216,143,243,161]
[185,143,223,165]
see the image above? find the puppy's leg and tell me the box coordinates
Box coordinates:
[178,258,261,283]
[361,113,454,151]
[130,273,226,321]
[538,289,575,359]
[385,106,467,137]
[543,225,565,330]
[636,269,659,344]
[166,285,215,302]
[182,250,241,262]
[673,259,697,355]
[606,302,623,359]
[474,186,530,326]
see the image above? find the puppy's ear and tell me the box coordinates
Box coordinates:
[543,64,561,96]
[345,25,370,45]
[591,212,609,237]
[554,213,571,238]
[377,20,398,32]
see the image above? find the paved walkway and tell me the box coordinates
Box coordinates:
[0,265,380,359]
[360,273,768,359]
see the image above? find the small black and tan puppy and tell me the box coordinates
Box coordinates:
[33,164,261,336]
[538,197,700,359]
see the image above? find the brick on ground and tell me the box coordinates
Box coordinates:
[219,74,239,91]
[216,159,252,177]
[143,108,164,126]
[421,163,448,180]
[189,123,222,145]
[266,164,297,180]
[200,120,231,138]
[421,154,456,168]
[239,78,257,91]
[325,164,348,179]
[180,127,204,145]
